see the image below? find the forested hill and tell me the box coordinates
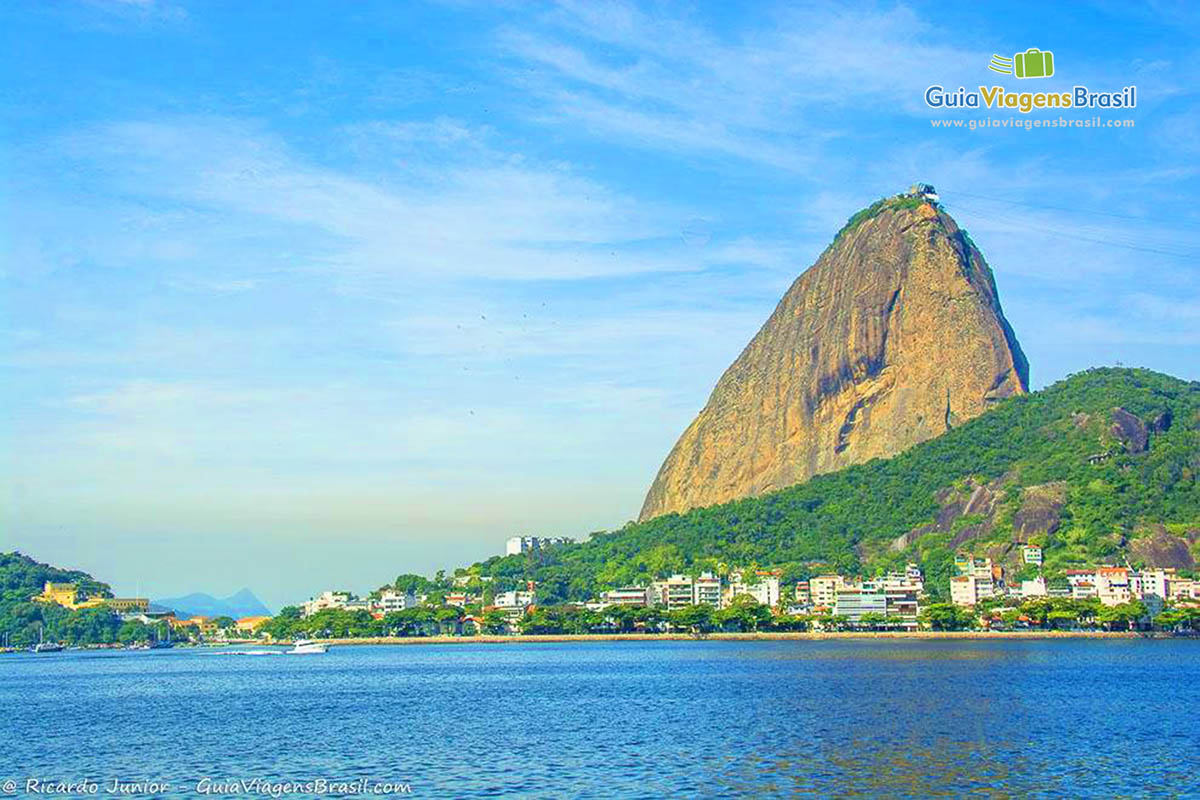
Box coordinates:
[0,552,111,603]
[466,368,1200,602]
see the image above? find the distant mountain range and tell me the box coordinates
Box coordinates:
[154,588,271,619]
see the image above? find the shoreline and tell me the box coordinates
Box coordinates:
[308,630,1182,646]
[4,631,1192,654]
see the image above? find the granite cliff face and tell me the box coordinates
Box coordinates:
[639,189,1029,521]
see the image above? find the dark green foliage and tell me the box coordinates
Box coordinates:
[833,193,926,243]
[0,552,159,646]
[469,369,1200,603]
[0,551,111,603]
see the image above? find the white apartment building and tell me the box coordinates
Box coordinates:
[602,587,653,606]
[302,590,352,618]
[1022,545,1044,565]
[693,573,722,607]
[1168,577,1198,602]
[662,575,696,610]
[1066,571,1097,599]
[1130,569,1169,603]
[372,589,420,614]
[954,557,998,599]
[794,581,811,605]
[950,576,984,607]
[1095,567,1132,606]
[809,575,846,609]
[505,536,575,556]
[1020,577,1048,598]
[727,571,782,608]
[492,590,535,611]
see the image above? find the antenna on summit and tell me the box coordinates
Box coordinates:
[909,183,940,203]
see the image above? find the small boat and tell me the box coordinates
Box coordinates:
[287,639,329,654]
[33,627,63,653]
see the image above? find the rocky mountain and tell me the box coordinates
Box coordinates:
[640,187,1029,521]
[154,588,271,619]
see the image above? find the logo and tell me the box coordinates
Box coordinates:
[924,44,1135,114]
[989,48,1055,79]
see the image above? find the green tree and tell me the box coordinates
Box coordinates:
[670,604,714,635]
[919,603,974,631]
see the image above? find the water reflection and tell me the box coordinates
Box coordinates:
[2,640,1197,798]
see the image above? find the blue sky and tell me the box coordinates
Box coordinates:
[2,1,1198,609]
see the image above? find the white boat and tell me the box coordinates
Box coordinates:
[33,626,63,653]
[287,639,329,654]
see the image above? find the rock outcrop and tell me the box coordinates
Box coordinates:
[640,189,1029,521]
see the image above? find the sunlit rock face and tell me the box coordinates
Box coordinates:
[639,193,1029,521]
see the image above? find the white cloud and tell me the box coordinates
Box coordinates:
[498,2,986,167]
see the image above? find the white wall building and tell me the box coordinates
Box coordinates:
[601,587,653,606]
[492,590,535,611]
[693,573,722,607]
[505,536,575,556]
[663,575,696,610]
[373,589,419,614]
[1020,577,1048,598]
[810,575,846,609]
[727,571,781,608]
[950,576,983,607]
[302,590,353,618]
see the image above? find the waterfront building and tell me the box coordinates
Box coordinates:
[879,584,920,626]
[33,581,148,613]
[809,575,846,609]
[601,587,653,606]
[727,571,781,608]
[235,616,272,634]
[1168,577,1198,602]
[1066,570,1097,599]
[373,589,420,613]
[954,556,998,598]
[834,587,887,622]
[1022,545,1044,565]
[794,581,811,605]
[302,590,353,618]
[950,576,982,607]
[693,573,722,607]
[1095,567,1132,606]
[663,575,696,610]
[1130,569,1170,604]
[1020,577,1048,598]
[492,590,535,611]
[103,597,150,613]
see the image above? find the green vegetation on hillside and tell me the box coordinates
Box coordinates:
[463,369,1200,602]
[833,192,927,243]
[0,552,163,647]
